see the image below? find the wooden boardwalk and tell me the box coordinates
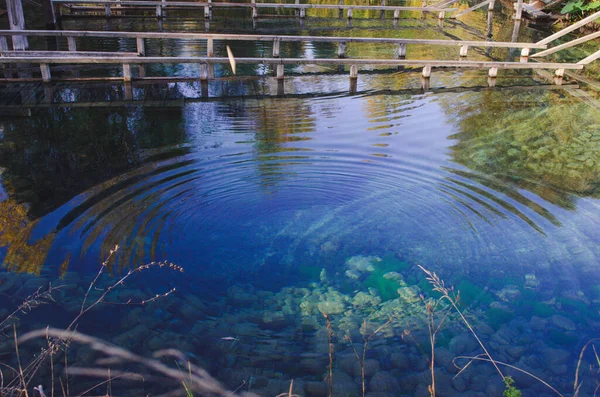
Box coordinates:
[51,0,471,20]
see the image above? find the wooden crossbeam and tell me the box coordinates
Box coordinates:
[537,10,600,45]
[532,31,600,58]
[0,30,548,49]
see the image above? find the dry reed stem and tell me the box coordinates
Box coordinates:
[20,328,232,396]
[418,265,504,380]
[322,313,334,397]
[453,355,564,397]
[574,338,600,394]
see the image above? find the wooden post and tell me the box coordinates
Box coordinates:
[41,0,57,29]
[204,5,210,18]
[5,0,28,50]
[380,0,385,18]
[488,67,497,77]
[338,42,346,58]
[276,64,284,79]
[200,63,209,80]
[67,36,77,51]
[207,38,213,56]
[300,7,306,18]
[347,8,353,18]
[459,45,468,57]
[422,65,431,77]
[349,64,358,79]
[396,43,406,58]
[439,10,445,19]
[555,68,565,77]
[252,0,258,18]
[394,9,400,19]
[488,0,495,10]
[156,5,162,17]
[295,0,300,15]
[124,82,133,100]
[272,39,280,57]
[514,0,522,20]
[105,4,112,17]
[139,65,146,77]
[123,63,132,82]
[137,37,145,56]
[0,37,9,52]
[520,47,529,57]
[40,63,51,82]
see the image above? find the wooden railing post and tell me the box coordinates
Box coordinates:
[6,0,28,50]
[136,37,145,55]
[396,43,406,58]
[200,63,209,80]
[422,65,431,77]
[207,37,213,57]
[67,36,77,51]
[123,63,131,82]
[272,38,280,57]
[459,45,468,57]
[40,63,51,82]
[276,63,284,79]
[338,41,346,58]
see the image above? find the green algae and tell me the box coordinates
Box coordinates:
[363,256,409,301]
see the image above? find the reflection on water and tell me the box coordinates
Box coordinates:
[1,8,600,397]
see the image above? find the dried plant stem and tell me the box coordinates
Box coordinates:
[453,355,564,397]
[323,313,334,397]
[14,325,29,397]
[574,338,600,393]
[347,318,393,397]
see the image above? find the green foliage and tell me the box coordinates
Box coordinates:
[503,376,522,397]
[560,0,600,15]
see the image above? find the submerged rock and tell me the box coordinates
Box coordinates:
[550,314,577,331]
[345,256,380,279]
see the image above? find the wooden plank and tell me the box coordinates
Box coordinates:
[51,0,457,11]
[451,0,492,18]
[67,36,77,51]
[0,56,583,70]
[0,50,140,57]
[0,30,548,49]
[577,48,600,65]
[532,30,600,58]
[537,10,600,45]
[515,0,523,19]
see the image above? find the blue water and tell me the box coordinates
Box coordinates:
[1,8,600,397]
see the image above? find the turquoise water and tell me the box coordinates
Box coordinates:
[1,6,600,397]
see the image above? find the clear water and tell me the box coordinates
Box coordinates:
[1,6,600,397]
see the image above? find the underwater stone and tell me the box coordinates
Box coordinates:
[345,255,380,276]
[550,314,576,331]
[369,371,400,393]
[449,333,478,355]
[396,286,420,303]
[390,352,411,370]
[524,274,540,289]
[304,381,328,397]
[352,291,381,308]
[496,285,521,302]
[317,300,345,315]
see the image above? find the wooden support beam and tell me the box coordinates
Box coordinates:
[438,10,445,18]
[200,63,208,80]
[533,31,600,58]
[204,5,210,17]
[40,63,51,82]
[136,37,145,55]
[276,63,284,79]
[488,0,495,10]
[514,0,523,20]
[396,43,406,58]
[422,65,431,77]
[0,37,8,51]
[5,0,28,50]
[272,39,280,57]
[349,64,358,79]
[338,42,346,58]
[488,67,497,77]
[299,7,306,17]
[451,0,492,18]
[393,9,400,18]
[555,68,564,77]
[207,38,213,57]
[251,0,257,18]
[347,8,353,18]
[67,36,77,51]
[537,10,600,45]
[460,45,468,57]
[122,63,131,81]
[520,47,529,57]
[156,4,162,17]
[380,0,385,18]
[105,3,111,16]
[577,48,600,65]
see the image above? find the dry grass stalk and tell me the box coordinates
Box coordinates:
[322,313,334,397]
[345,318,393,397]
[1,245,182,396]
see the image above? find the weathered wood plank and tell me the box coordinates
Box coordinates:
[577,48,600,65]
[0,55,583,70]
[0,30,547,49]
[537,10,600,45]
[0,50,140,57]
[532,31,600,58]
[451,0,492,18]
[51,0,457,11]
